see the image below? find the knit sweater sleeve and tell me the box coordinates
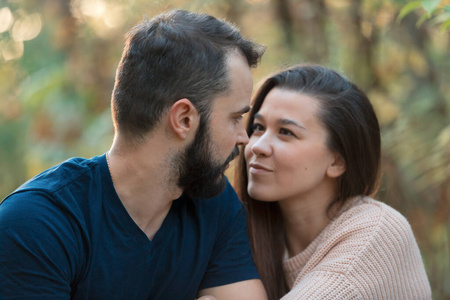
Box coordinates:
[281,271,363,300]
[283,198,431,300]
[344,203,432,300]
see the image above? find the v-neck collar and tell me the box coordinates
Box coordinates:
[98,153,179,251]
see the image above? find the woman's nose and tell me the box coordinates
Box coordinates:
[250,133,272,157]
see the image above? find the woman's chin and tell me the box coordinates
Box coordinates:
[248,185,276,202]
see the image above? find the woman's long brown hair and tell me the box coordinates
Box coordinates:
[235,64,381,299]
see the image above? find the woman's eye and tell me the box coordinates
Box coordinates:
[251,123,264,132]
[280,128,294,136]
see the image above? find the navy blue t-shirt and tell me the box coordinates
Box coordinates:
[0,154,259,299]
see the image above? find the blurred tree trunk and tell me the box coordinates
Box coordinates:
[402,14,447,117]
[53,0,114,113]
[306,0,328,62]
[273,0,328,62]
[273,0,294,48]
[346,0,378,89]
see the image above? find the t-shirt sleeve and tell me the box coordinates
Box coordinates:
[0,191,82,299]
[198,183,259,289]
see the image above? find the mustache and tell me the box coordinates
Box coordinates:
[223,146,240,167]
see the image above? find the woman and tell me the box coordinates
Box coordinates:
[236,65,431,300]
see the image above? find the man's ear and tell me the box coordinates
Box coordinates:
[326,153,346,178]
[168,98,199,140]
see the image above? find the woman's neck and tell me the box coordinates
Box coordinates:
[278,184,341,258]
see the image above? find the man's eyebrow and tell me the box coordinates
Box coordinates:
[235,105,251,115]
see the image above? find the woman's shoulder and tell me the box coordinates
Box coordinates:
[295,197,431,299]
[315,196,419,271]
[338,196,422,260]
[328,196,412,238]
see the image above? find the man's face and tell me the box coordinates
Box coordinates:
[177,51,254,198]
[176,117,239,198]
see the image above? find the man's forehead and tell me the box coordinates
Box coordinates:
[211,90,251,110]
[211,51,253,113]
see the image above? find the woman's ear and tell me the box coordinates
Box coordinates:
[327,153,346,178]
[168,98,199,140]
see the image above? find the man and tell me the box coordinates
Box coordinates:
[0,10,266,299]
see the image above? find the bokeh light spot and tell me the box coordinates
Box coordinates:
[1,39,24,60]
[11,13,42,42]
[80,0,106,18]
[0,7,14,33]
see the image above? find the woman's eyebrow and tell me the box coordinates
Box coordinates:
[254,113,305,130]
[278,118,306,130]
[254,113,263,120]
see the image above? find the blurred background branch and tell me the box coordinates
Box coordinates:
[0,0,448,297]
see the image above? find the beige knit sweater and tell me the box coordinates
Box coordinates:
[281,196,431,300]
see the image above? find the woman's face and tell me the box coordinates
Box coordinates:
[245,88,342,203]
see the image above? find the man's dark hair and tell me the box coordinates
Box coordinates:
[111,9,265,143]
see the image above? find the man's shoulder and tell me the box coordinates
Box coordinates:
[9,156,102,196]
[1,155,104,220]
[0,158,99,245]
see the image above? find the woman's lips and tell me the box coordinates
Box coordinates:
[249,162,273,174]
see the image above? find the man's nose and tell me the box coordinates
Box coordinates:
[237,127,249,146]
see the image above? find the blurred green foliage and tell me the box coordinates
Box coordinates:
[0,0,449,298]
[397,0,450,30]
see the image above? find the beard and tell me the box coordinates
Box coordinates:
[175,116,240,199]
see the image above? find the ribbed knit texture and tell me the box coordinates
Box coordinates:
[281,196,431,300]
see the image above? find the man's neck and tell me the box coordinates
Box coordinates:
[107,136,182,240]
